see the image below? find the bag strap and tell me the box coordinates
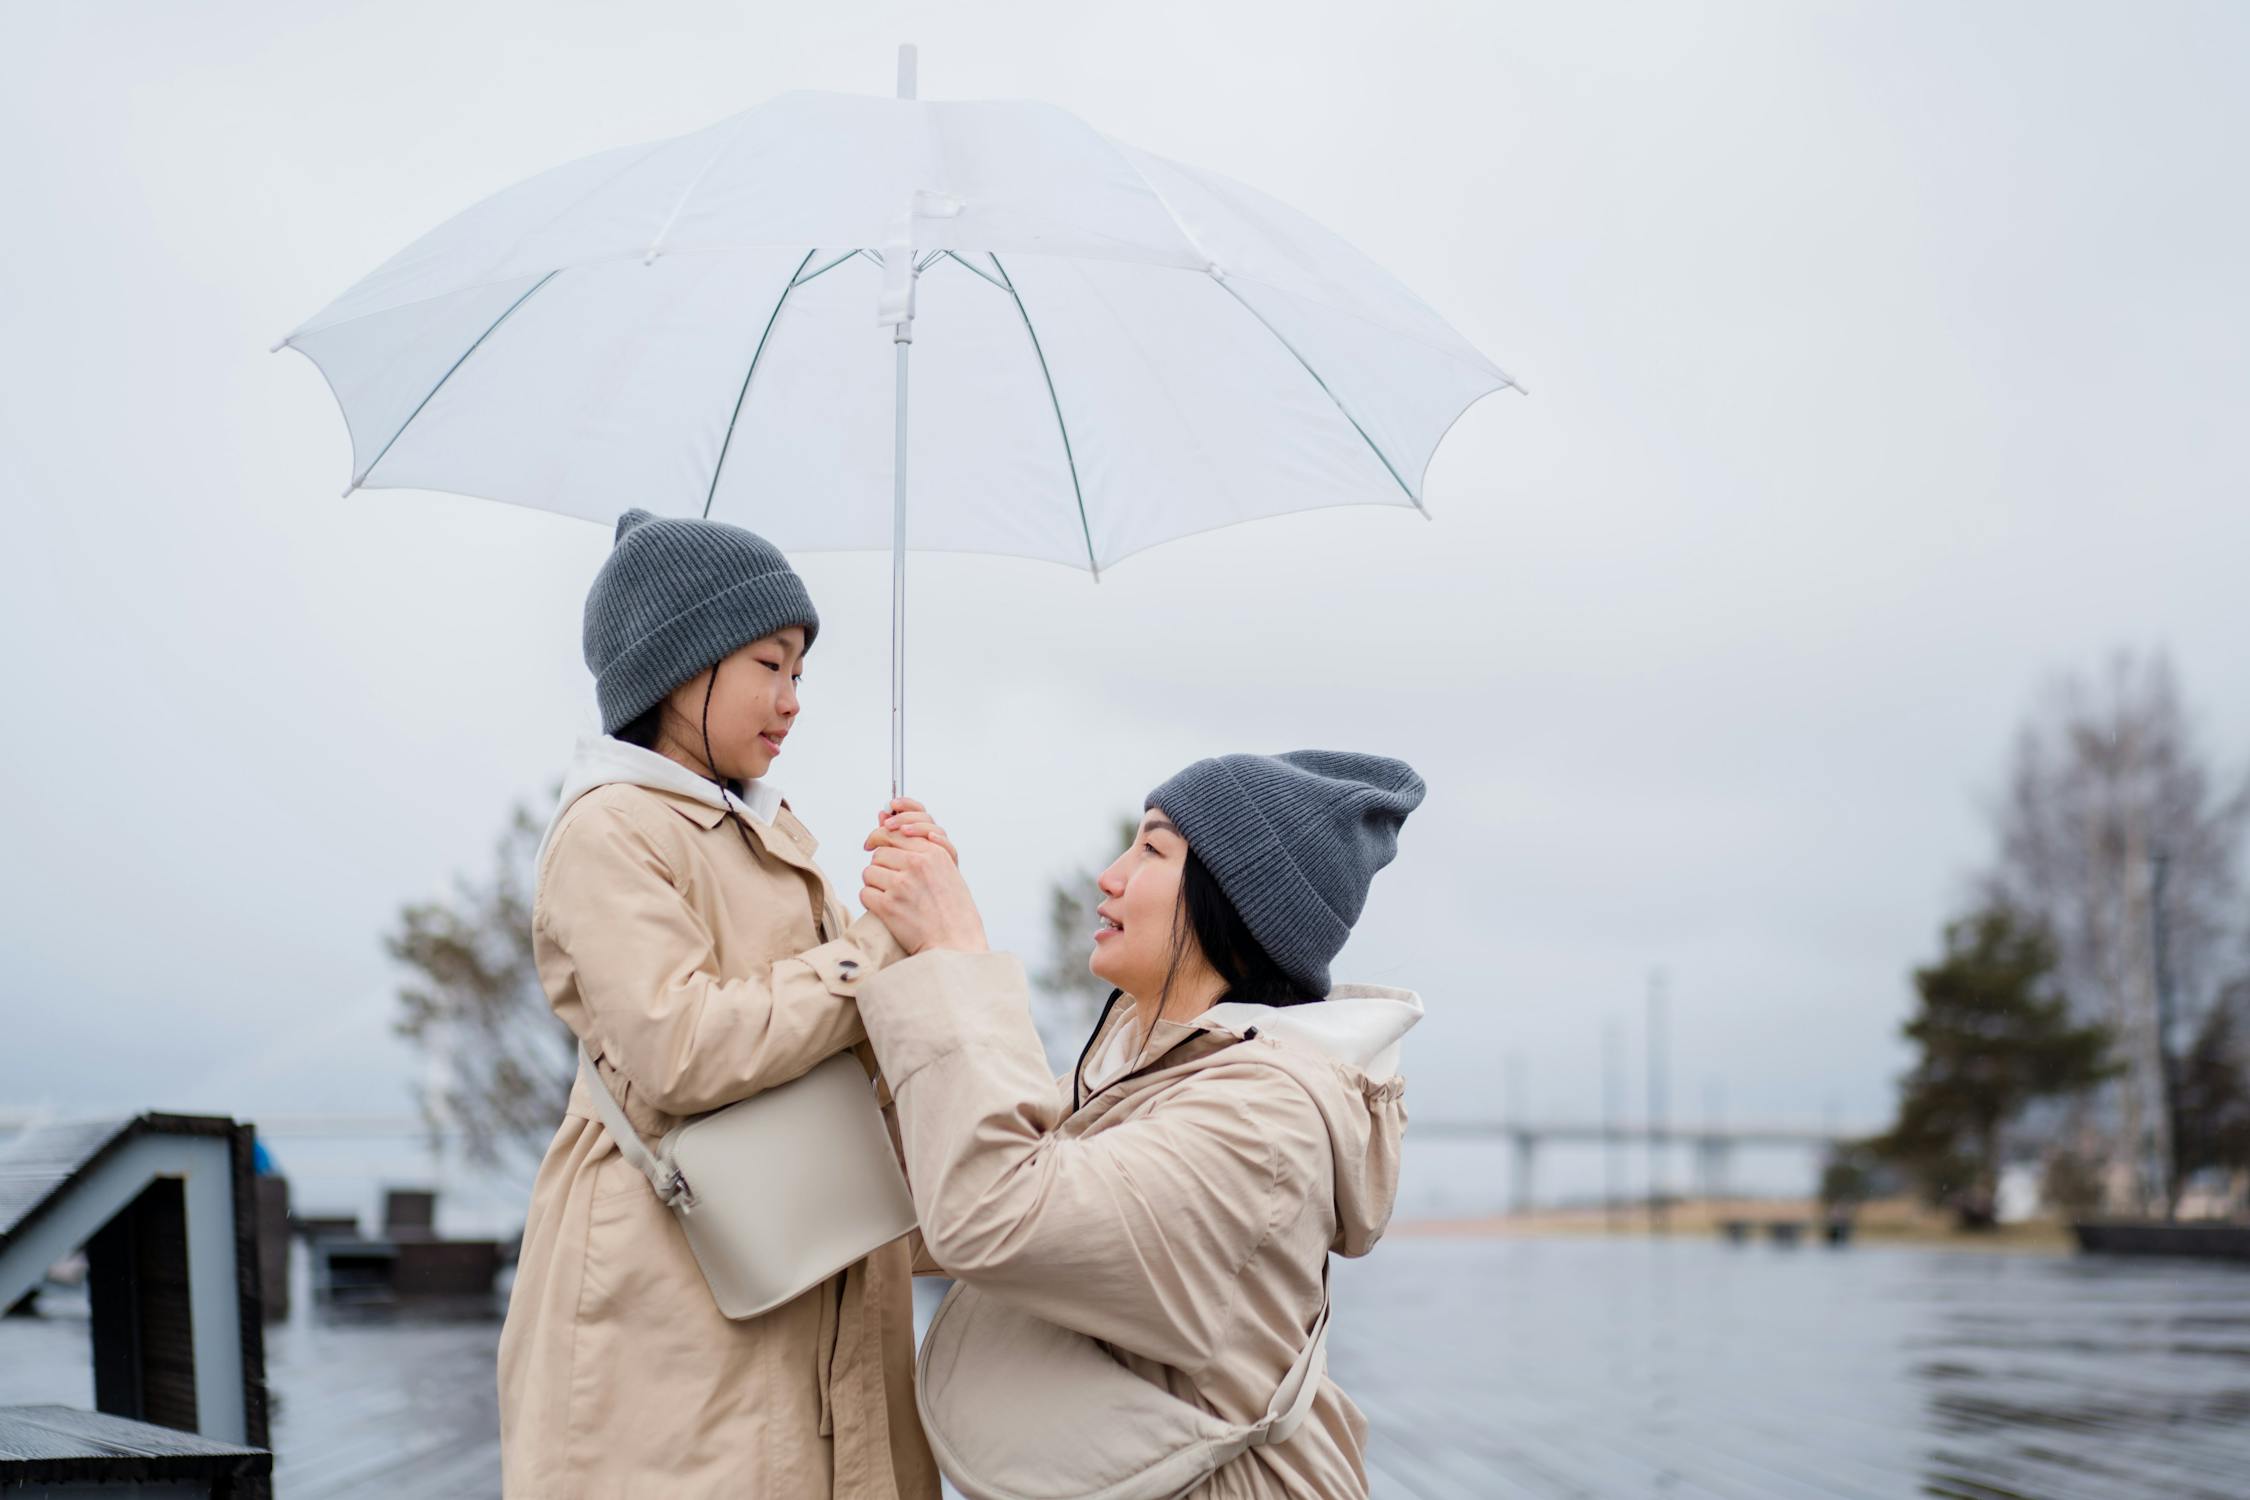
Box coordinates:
[576,1046,692,1208]
[571,872,837,1214]
[1245,1261,1332,1448]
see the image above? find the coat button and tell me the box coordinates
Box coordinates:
[837,959,859,977]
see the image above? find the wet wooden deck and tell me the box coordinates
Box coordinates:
[5,1234,2247,1497]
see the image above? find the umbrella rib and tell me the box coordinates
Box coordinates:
[1209,273,1423,513]
[350,269,560,494]
[793,249,859,287]
[987,253,1100,578]
[935,249,1007,291]
[643,116,756,264]
[705,248,819,518]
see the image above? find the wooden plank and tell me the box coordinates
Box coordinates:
[0,1403,268,1487]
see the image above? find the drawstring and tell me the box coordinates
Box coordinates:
[1071,990,1124,1114]
[1069,988,1214,1118]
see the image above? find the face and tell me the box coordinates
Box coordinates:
[661,627,805,781]
[1090,806,1200,1002]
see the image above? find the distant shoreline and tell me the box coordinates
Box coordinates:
[1390,1196,2078,1253]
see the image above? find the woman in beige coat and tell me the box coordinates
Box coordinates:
[858,750,1426,1499]
[497,510,938,1500]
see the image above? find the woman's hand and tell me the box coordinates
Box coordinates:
[860,839,988,955]
[863,796,960,865]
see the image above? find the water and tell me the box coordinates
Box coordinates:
[4,1234,2245,1498]
[1334,1236,2250,1499]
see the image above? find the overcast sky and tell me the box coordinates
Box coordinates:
[5,1,2247,1218]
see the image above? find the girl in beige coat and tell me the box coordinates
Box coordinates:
[858,750,1426,1499]
[498,510,938,1500]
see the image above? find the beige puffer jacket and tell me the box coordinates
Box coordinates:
[857,948,1419,1499]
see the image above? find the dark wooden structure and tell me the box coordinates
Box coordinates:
[302,1188,502,1309]
[0,1114,272,1496]
[252,1177,290,1324]
[2073,1218,2250,1262]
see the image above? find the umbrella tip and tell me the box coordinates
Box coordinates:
[268,337,289,354]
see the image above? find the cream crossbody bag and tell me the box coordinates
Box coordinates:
[915,1273,1332,1500]
[577,1044,918,1319]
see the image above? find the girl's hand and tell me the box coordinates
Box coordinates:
[863,796,960,865]
[860,840,988,955]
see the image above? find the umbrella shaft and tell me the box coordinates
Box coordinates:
[890,338,909,800]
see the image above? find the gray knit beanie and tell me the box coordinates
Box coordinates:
[1145,749,1426,997]
[582,509,820,734]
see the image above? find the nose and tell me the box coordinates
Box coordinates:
[776,680,800,719]
[1096,852,1128,899]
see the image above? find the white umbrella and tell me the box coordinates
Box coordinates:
[278,48,1518,792]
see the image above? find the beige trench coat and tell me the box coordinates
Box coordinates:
[858,951,1409,1500]
[498,781,939,1500]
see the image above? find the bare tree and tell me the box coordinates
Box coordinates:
[1983,650,2250,1211]
[388,796,575,1173]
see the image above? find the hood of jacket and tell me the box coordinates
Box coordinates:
[1184,985,1421,1258]
[536,733,785,869]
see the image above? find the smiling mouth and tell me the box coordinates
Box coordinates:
[758,733,786,754]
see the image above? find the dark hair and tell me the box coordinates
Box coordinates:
[615,701,665,750]
[1161,846,1308,1010]
[617,668,756,839]
[614,679,744,796]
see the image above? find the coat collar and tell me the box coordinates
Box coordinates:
[640,782,827,877]
[541,733,837,888]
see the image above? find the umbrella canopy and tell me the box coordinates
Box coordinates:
[280,85,1517,575]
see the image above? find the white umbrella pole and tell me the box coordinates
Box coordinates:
[887,42,918,802]
[890,337,909,800]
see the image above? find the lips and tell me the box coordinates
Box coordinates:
[758,731,787,754]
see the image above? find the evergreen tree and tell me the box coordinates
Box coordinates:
[1877,905,2117,1226]
[2174,980,2250,1190]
